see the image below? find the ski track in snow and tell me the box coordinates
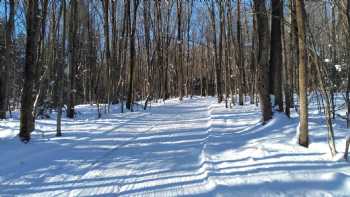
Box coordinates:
[1,97,350,196]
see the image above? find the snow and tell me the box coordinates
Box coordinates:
[0,97,350,196]
[334,64,342,72]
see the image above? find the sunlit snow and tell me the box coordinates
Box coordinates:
[0,97,349,196]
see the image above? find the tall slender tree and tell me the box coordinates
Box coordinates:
[218,1,225,102]
[285,0,295,118]
[208,0,223,103]
[295,0,309,147]
[126,0,140,110]
[19,0,40,142]
[237,0,244,105]
[254,0,272,123]
[270,0,284,111]
[0,0,15,119]
[177,0,184,100]
[102,0,112,111]
[143,0,152,109]
[67,0,78,118]
[56,0,66,137]
[347,0,350,128]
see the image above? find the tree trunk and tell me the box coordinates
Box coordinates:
[285,0,295,117]
[32,0,49,118]
[0,0,15,119]
[345,0,350,128]
[283,2,291,117]
[237,0,244,105]
[186,0,194,98]
[250,7,258,105]
[218,1,225,103]
[330,4,337,120]
[290,0,298,107]
[270,0,284,111]
[208,0,223,103]
[295,0,309,147]
[67,0,78,118]
[56,0,66,137]
[254,0,272,123]
[177,0,184,101]
[19,0,40,142]
[111,0,118,103]
[103,0,112,112]
[143,0,152,109]
[126,0,140,111]
[225,0,233,107]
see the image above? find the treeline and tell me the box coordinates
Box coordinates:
[0,0,349,150]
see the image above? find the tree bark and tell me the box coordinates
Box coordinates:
[56,0,66,137]
[19,0,40,142]
[345,0,350,128]
[67,0,78,118]
[270,0,284,111]
[237,0,244,105]
[126,0,140,110]
[0,0,15,119]
[103,0,112,112]
[208,0,223,103]
[218,1,225,102]
[295,0,309,147]
[177,0,184,100]
[143,0,152,109]
[111,0,118,103]
[285,0,295,117]
[254,0,272,123]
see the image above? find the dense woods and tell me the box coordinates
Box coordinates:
[0,0,349,152]
[1,1,350,196]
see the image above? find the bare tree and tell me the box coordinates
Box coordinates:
[237,0,244,105]
[254,0,272,123]
[56,0,66,137]
[102,0,112,111]
[143,0,152,109]
[207,0,223,103]
[67,0,78,118]
[0,0,15,119]
[270,0,284,111]
[217,1,225,103]
[347,0,350,128]
[126,0,140,110]
[177,0,184,100]
[295,0,309,147]
[19,0,40,142]
[284,0,295,118]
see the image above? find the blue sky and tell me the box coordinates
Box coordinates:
[0,0,257,40]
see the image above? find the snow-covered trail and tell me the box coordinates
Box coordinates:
[0,97,350,196]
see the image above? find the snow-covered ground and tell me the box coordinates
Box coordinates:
[0,97,349,196]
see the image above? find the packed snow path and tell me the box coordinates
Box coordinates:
[1,97,350,196]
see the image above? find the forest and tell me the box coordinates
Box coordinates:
[0,0,350,196]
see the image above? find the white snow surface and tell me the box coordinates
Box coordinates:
[0,97,350,196]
